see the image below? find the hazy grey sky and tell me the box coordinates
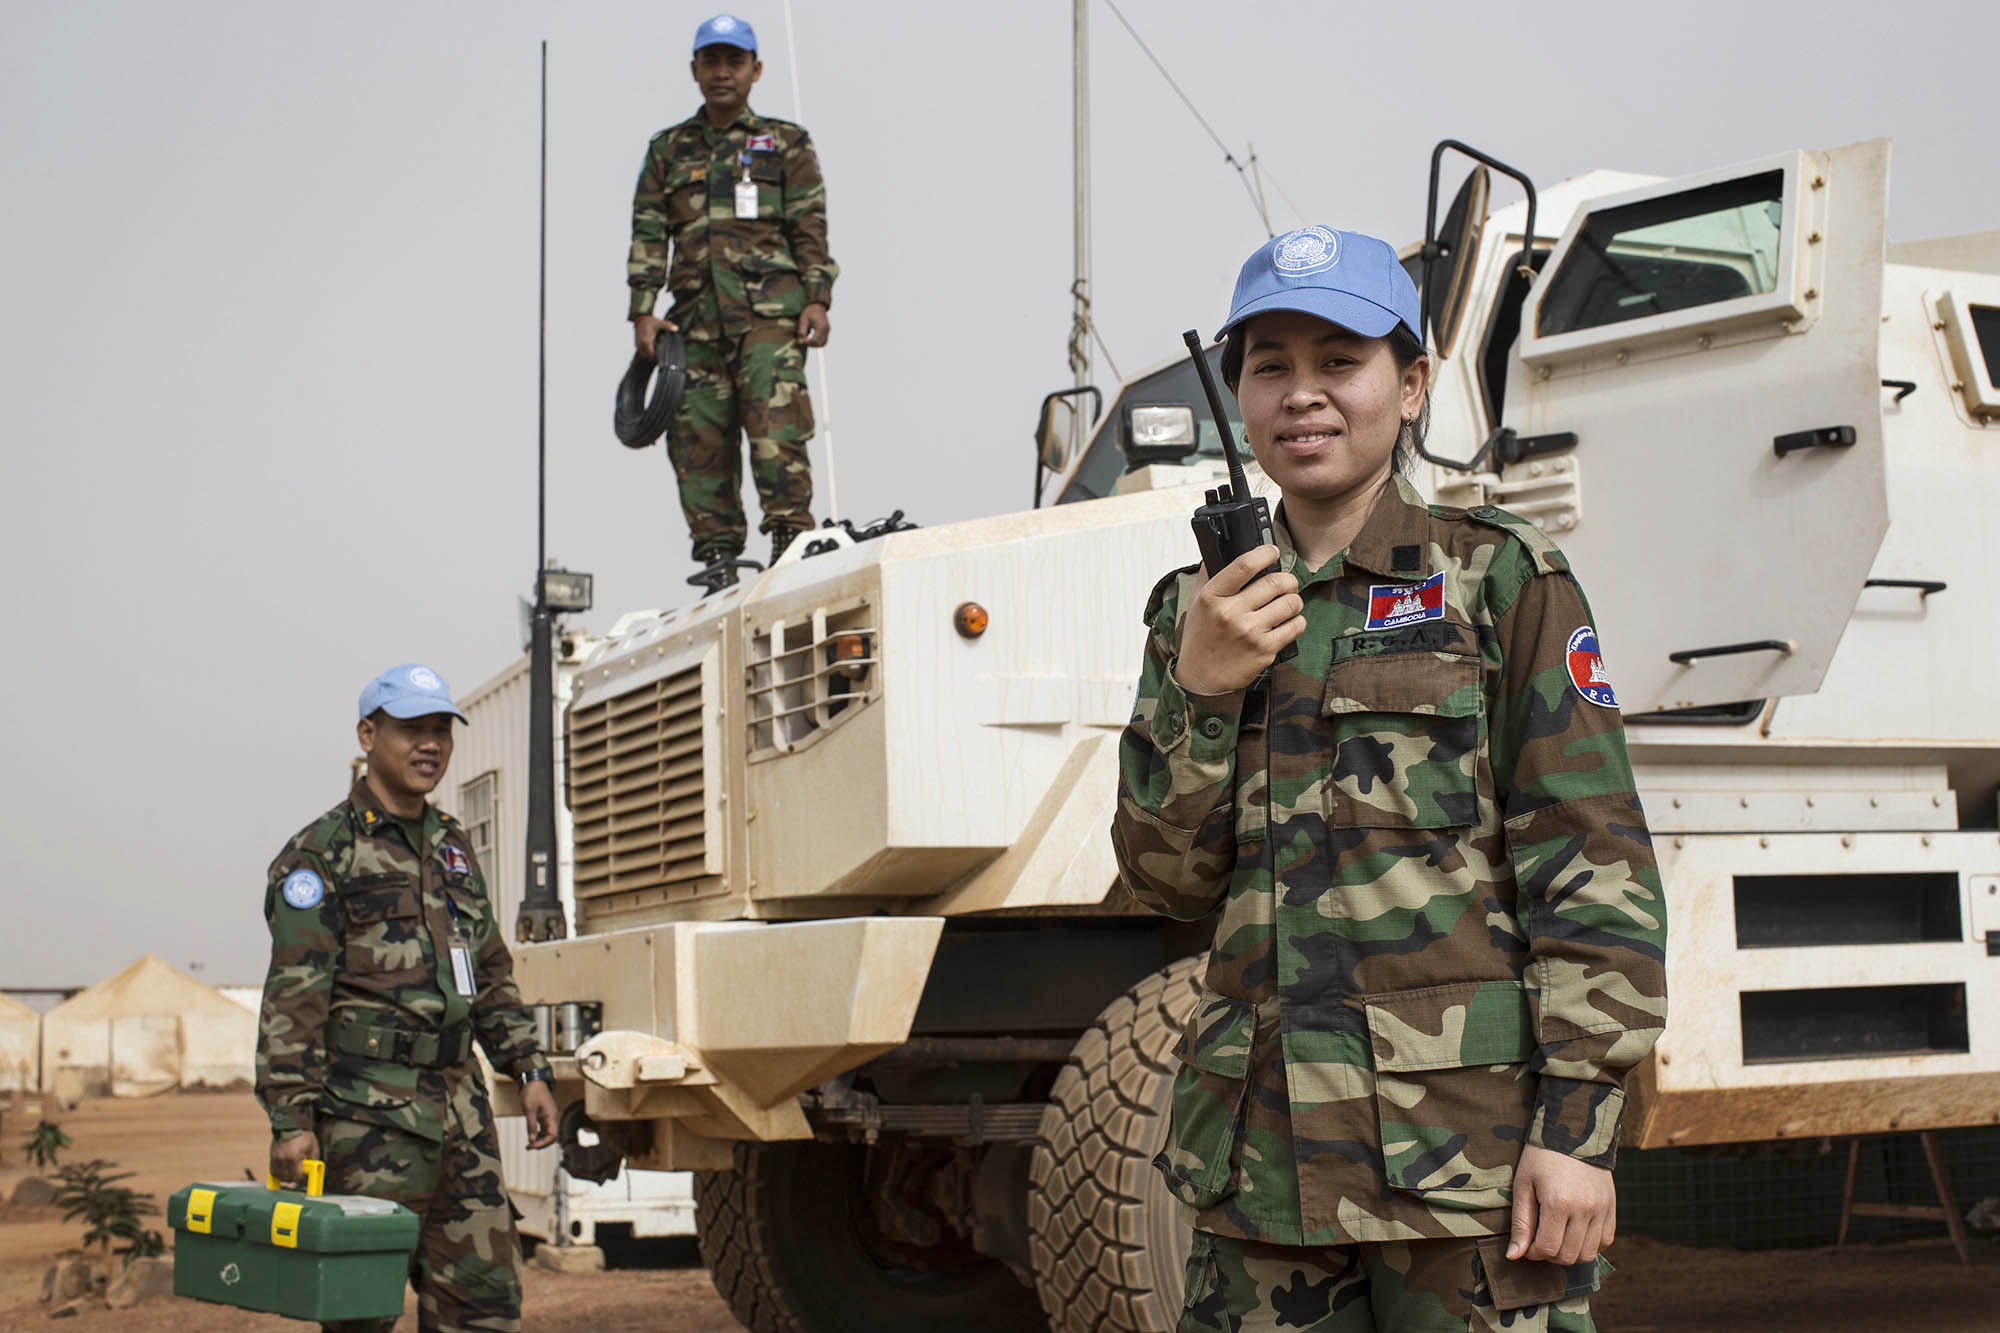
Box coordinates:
[4,0,1996,987]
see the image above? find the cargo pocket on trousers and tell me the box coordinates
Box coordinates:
[1365,979,1535,1210]
[1474,1237,1609,1312]
[1155,990,1256,1209]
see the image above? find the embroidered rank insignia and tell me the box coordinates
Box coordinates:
[745,133,775,152]
[1566,626,1620,708]
[443,845,471,876]
[1364,572,1445,630]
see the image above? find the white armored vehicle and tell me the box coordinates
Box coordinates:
[500,137,2000,1330]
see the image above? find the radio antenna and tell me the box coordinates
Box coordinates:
[1181,330,1250,502]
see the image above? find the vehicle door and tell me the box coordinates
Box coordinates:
[1499,139,1890,714]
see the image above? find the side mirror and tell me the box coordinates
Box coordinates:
[1037,396,1078,473]
[1032,386,1103,508]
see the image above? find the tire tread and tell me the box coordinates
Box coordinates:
[1029,956,1203,1333]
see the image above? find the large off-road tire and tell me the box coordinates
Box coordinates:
[696,1139,1047,1333]
[1030,956,1204,1333]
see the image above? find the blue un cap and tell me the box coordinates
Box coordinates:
[358,664,467,723]
[693,14,757,55]
[1216,225,1422,346]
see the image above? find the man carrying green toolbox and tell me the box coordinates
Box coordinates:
[252,664,562,1330]
[168,1160,421,1322]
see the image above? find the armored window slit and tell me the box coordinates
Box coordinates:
[1733,873,1962,949]
[1740,983,1969,1065]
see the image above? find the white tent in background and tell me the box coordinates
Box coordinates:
[40,956,257,1099]
[0,992,38,1093]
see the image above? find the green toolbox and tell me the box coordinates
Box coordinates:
[167,1160,420,1322]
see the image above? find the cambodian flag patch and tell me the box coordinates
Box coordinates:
[1566,626,1619,708]
[1365,572,1445,630]
[442,844,471,875]
[745,133,775,152]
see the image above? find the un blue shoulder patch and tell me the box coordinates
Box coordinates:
[280,868,325,910]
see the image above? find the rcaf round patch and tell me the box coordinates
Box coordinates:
[1566,626,1619,708]
[1273,225,1340,276]
[281,868,325,910]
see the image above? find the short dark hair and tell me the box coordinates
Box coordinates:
[1218,322,1430,473]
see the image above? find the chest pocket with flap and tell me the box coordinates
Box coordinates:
[1322,634,1485,830]
[338,874,427,977]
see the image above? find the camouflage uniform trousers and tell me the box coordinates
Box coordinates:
[317,1112,522,1333]
[1180,1230,1601,1333]
[670,320,815,564]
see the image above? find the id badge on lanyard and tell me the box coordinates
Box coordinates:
[734,151,759,220]
[446,899,477,998]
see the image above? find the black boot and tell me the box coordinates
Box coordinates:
[686,557,742,597]
[769,524,810,566]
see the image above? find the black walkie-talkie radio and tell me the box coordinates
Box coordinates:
[1181,329,1273,578]
[1180,329,1295,664]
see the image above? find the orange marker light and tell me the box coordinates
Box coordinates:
[827,633,871,681]
[954,603,990,639]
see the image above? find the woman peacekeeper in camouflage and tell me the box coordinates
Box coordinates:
[1112,226,1668,1332]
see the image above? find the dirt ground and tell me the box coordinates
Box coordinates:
[0,1091,1993,1331]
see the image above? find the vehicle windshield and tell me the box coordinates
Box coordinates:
[1056,344,1243,505]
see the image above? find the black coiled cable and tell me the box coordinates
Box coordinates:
[613,329,688,448]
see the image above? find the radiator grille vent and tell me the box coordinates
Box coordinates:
[566,659,715,900]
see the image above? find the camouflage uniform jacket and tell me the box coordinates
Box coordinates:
[626,106,838,336]
[255,780,549,1143]
[1113,475,1668,1247]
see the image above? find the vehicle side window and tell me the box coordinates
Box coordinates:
[1970,306,2000,386]
[1536,170,1784,337]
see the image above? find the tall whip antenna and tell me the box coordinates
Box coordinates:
[1070,0,1091,431]
[781,0,839,523]
[519,39,567,946]
[537,39,548,585]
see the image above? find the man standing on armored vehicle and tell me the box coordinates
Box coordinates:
[628,13,839,593]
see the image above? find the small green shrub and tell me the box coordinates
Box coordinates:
[24,1119,72,1170]
[52,1159,162,1266]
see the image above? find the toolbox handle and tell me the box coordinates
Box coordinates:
[266,1158,326,1197]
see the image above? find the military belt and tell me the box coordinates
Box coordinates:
[327,1014,475,1069]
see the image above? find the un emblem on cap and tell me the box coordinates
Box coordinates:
[1273,226,1340,276]
[408,666,443,692]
